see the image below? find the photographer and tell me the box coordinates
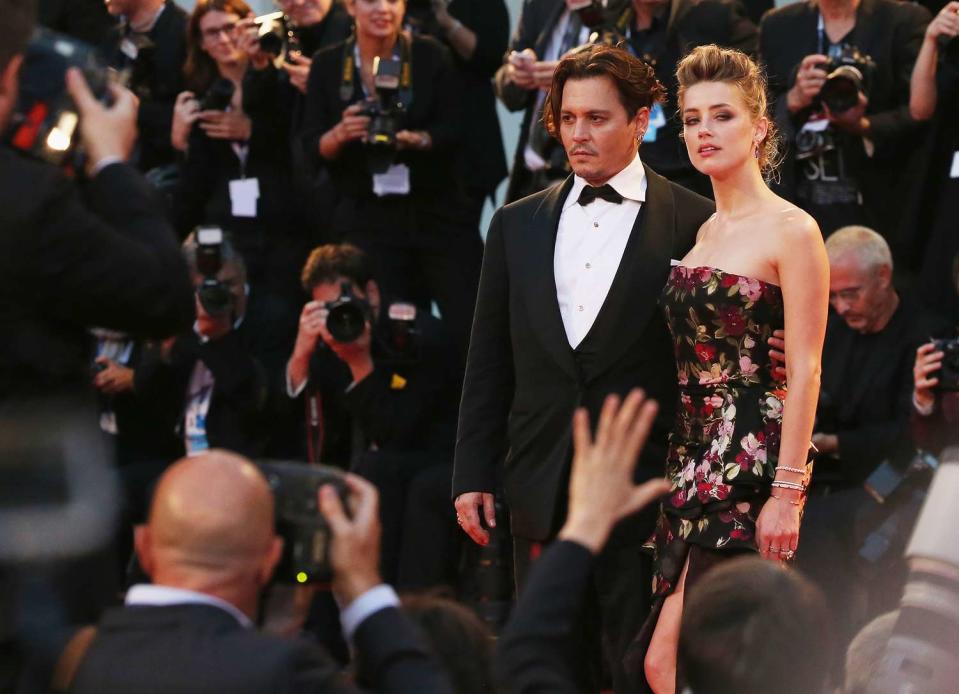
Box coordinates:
[135,230,281,460]
[239,0,352,243]
[301,0,480,364]
[404,0,510,229]
[101,0,188,175]
[0,0,193,400]
[759,0,931,241]
[286,244,461,588]
[911,254,959,458]
[67,450,453,693]
[172,0,308,305]
[909,2,959,318]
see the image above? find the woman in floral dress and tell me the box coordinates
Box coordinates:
[641,46,830,693]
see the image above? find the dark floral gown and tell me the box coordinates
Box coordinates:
[644,265,800,598]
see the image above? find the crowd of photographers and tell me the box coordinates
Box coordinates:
[2,0,959,691]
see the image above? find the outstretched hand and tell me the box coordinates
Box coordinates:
[559,390,670,554]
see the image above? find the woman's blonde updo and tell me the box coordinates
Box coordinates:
[675,44,783,178]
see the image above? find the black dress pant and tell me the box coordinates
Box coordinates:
[512,512,656,694]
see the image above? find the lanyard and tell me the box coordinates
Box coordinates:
[339,32,413,105]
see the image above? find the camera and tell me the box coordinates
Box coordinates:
[360,56,406,174]
[324,282,372,343]
[931,337,959,391]
[254,11,301,60]
[257,460,350,584]
[816,44,876,114]
[199,77,235,112]
[194,226,234,318]
[3,28,112,169]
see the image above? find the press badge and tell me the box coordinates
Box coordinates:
[951,151,959,179]
[229,177,260,217]
[644,103,667,143]
[373,163,411,197]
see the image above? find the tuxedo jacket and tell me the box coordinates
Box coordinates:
[69,603,452,694]
[453,166,713,541]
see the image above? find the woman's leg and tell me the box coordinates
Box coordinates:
[644,555,691,694]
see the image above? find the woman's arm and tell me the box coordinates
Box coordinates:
[755,211,829,561]
[910,2,959,120]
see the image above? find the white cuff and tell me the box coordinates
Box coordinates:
[913,392,935,417]
[338,584,400,642]
[286,362,308,398]
[90,156,124,177]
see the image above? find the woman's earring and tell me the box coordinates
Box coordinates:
[753,143,760,159]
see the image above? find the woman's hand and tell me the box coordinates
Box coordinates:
[171,91,201,152]
[236,15,271,70]
[334,103,371,144]
[756,491,801,561]
[198,108,252,141]
[914,342,943,412]
[926,1,959,43]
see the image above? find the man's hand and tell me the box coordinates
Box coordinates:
[93,356,135,395]
[198,108,252,141]
[824,91,869,136]
[65,67,138,175]
[282,52,312,95]
[926,2,959,43]
[531,59,560,89]
[318,473,382,607]
[558,390,670,554]
[914,341,943,412]
[811,432,839,456]
[454,492,496,546]
[787,54,828,113]
[505,49,538,90]
[292,301,374,383]
[768,329,786,380]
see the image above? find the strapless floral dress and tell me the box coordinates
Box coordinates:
[644,265,802,597]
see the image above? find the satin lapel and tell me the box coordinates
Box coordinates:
[584,166,676,380]
[518,177,578,380]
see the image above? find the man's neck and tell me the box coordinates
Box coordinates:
[865,290,900,334]
[818,0,860,23]
[631,0,668,31]
[128,0,165,32]
[151,570,259,621]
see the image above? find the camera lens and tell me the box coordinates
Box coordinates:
[197,280,233,317]
[820,66,863,113]
[326,302,367,343]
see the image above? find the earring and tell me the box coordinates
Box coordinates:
[753,143,760,159]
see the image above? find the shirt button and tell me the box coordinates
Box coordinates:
[577,305,584,312]
[593,222,599,228]
[585,263,592,269]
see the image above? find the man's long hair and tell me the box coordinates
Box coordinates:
[0,0,35,74]
[543,44,665,139]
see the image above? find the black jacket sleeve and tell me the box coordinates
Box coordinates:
[28,161,193,338]
[460,0,511,77]
[494,0,546,112]
[452,209,515,497]
[494,540,595,694]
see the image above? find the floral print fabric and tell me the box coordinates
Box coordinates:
[646,265,786,596]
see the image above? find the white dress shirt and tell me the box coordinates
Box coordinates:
[555,154,647,348]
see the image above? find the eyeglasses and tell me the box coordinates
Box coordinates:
[829,287,864,304]
[201,22,238,40]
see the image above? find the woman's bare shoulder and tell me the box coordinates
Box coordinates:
[760,197,822,241]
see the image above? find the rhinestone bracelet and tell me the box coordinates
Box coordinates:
[771,480,807,492]
[771,494,802,506]
[775,465,807,475]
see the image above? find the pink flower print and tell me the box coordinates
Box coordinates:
[739,355,759,377]
[737,276,764,302]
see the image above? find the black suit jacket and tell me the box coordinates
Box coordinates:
[38,0,117,46]
[819,294,948,484]
[70,602,452,694]
[0,148,193,398]
[494,540,594,693]
[453,166,713,540]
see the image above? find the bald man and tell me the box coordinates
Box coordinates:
[67,451,452,694]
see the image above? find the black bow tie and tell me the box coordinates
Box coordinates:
[577,184,624,206]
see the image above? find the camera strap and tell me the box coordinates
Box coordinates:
[339,32,413,106]
[305,391,324,466]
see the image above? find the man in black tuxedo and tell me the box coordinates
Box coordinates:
[454,45,714,692]
[68,450,453,694]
